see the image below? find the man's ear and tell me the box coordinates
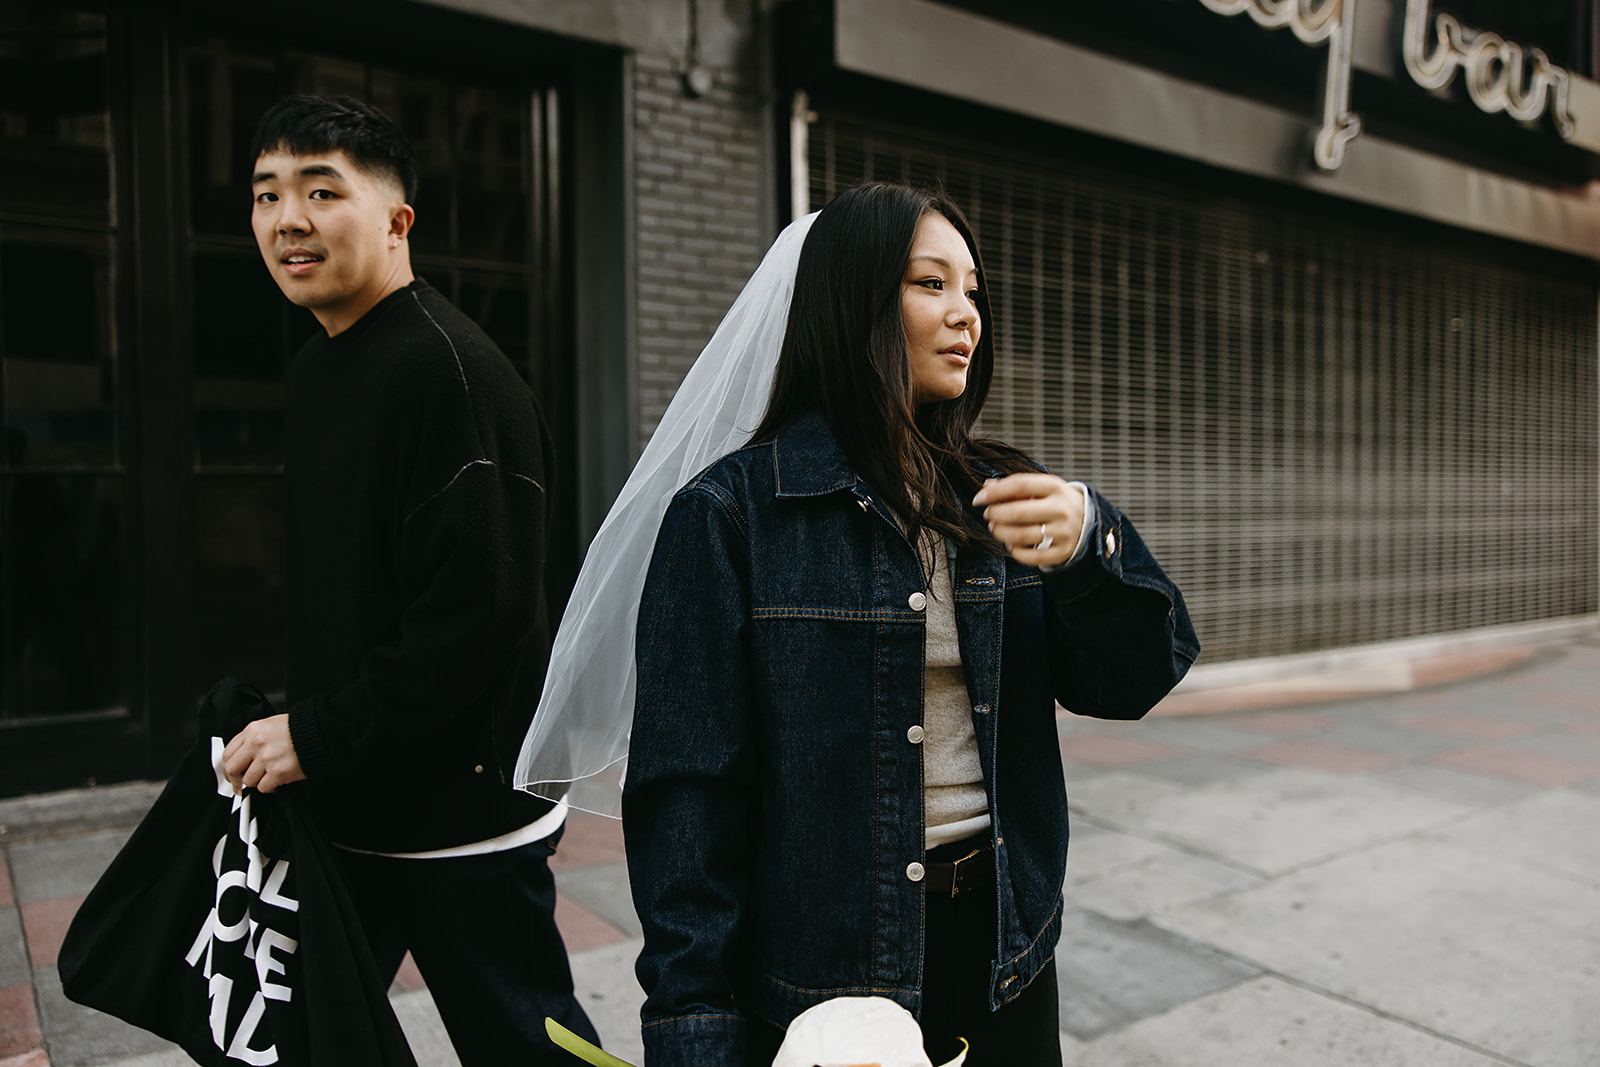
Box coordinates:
[389,203,415,247]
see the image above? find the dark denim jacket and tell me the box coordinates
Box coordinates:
[624,411,1198,1067]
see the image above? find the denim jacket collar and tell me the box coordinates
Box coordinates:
[771,409,857,498]
[771,408,1008,496]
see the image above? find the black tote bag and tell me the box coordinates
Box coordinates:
[57,678,419,1067]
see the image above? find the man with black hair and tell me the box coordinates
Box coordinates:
[222,94,599,1064]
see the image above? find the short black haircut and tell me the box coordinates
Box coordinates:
[249,94,418,203]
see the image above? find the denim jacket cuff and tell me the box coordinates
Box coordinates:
[1042,524,1116,604]
[641,1012,746,1067]
[1034,483,1093,572]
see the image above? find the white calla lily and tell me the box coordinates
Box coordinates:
[772,996,967,1067]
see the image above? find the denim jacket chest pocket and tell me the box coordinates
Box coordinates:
[744,489,1009,707]
[742,489,1017,768]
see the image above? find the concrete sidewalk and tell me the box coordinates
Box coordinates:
[3,634,1598,1066]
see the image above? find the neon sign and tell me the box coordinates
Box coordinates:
[1402,0,1575,138]
[1197,0,1359,172]
[1198,0,1578,172]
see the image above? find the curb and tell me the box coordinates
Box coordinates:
[0,780,165,846]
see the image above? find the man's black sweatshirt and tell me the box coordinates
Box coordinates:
[284,279,555,852]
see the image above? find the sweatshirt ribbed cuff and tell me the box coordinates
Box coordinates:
[286,698,334,782]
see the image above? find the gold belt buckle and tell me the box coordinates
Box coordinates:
[947,847,983,898]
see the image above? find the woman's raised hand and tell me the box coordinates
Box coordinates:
[972,473,1087,569]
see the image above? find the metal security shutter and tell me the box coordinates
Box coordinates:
[807,113,1600,664]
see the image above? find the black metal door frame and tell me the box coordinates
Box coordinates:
[0,0,579,796]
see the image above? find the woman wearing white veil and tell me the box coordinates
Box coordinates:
[514,211,819,816]
[612,183,1197,1067]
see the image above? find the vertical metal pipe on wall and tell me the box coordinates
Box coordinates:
[790,91,810,222]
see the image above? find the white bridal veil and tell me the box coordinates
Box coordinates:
[515,211,819,816]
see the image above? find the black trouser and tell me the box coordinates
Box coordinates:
[745,838,1062,1066]
[334,825,600,1066]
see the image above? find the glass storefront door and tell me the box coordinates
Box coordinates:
[0,0,567,795]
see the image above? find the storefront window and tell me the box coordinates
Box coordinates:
[1,233,118,466]
[0,0,566,794]
[0,2,123,719]
[0,474,123,715]
[0,5,111,223]
[182,32,544,696]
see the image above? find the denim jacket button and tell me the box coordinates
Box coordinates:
[908,591,927,611]
[906,725,925,744]
[906,862,926,882]
[1105,531,1117,556]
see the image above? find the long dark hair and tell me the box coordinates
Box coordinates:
[749,182,1032,556]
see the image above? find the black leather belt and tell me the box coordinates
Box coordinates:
[924,843,993,898]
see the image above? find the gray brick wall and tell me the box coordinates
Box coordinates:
[632,51,767,447]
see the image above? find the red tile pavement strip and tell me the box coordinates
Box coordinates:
[1409,647,1537,687]
[1154,688,1385,716]
[18,895,82,970]
[1242,739,1408,774]
[1392,691,1458,710]
[1400,712,1542,741]
[554,893,628,954]
[1228,710,1340,735]
[1432,746,1600,787]
[1060,735,1183,768]
[0,983,43,1061]
[1150,645,1551,719]
[0,857,11,909]
[1522,690,1600,711]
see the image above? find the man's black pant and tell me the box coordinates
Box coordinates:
[335,825,600,1065]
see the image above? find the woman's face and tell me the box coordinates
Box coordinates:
[901,212,981,405]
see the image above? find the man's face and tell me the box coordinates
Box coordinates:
[250,148,412,335]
